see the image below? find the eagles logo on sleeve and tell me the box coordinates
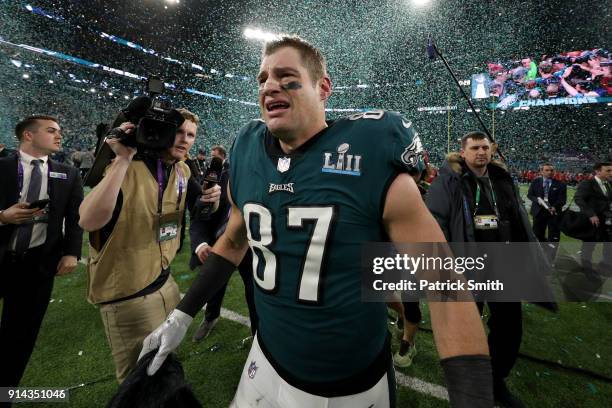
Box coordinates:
[387,112,425,174]
[401,133,424,168]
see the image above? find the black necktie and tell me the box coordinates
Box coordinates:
[13,159,43,254]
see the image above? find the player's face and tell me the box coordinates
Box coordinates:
[541,165,554,178]
[257,47,326,142]
[26,120,62,154]
[167,119,197,161]
[461,138,492,169]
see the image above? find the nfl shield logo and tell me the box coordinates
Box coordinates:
[248,360,258,379]
[277,157,291,173]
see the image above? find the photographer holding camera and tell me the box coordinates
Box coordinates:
[79,107,221,383]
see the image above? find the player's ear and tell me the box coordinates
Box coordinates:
[319,75,332,102]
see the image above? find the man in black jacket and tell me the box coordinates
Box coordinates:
[0,115,83,396]
[426,131,532,408]
[185,148,208,186]
[575,162,612,272]
[527,163,567,259]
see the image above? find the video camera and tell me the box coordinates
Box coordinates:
[85,77,184,187]
[107,77,184,150]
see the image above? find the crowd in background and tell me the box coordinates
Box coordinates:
[487,48,611,108]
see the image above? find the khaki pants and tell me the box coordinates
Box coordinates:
[100,276,180,383]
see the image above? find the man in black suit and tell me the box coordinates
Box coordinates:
[575,162,612,272]
[527,163,567,259]
[185,148,208,185]
[0,115,83,395]
[189,147,257,341]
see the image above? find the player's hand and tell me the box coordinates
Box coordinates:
[0,203,40,224]
[549,207,557,215]
[139,309,193,376]
[589,215,600,227]
[196,243,212,263]
[56,255,78,276]
[106,122,137,161]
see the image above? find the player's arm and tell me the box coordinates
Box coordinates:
[383,173,493,407]
[177,185,250,317]
[138,182,250,375]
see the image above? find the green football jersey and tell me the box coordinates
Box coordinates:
[230,110,424,385]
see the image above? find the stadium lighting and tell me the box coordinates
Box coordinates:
[22,73,30,79]
[48,79,54,83]
[89,88,96,92]
[243,28,280,42]
[412,0,431,6]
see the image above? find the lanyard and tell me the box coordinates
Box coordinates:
[17,154,51,199]
[156,159,184,215]
[473,179,499,217]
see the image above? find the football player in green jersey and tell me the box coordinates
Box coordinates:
[140,36,493,407]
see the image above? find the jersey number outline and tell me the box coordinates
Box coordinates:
[348,109,385,121]
[243,203,336,304]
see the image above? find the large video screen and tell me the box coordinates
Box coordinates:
[471,48,611,109]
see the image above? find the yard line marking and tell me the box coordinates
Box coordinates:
[394,371,449,401]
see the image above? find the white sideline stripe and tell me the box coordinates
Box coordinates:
[217,305,449,401]
[395,372,449,401]
[220,307,251,328]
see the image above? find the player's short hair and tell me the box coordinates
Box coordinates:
[460,131,491,149]
[211,145,227,158]
[540,163,554,170]
[594,162,612,171]
[263,35,327,83]
[15,115,58,141]
[176,108,200,125]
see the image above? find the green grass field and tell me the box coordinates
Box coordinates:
[5,185,612,407]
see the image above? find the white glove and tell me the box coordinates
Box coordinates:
[138,309,193,376]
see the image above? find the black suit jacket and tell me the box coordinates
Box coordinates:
[188,169,230,270]
[527,177,567,217]
[575,178,611,218]
[0,155,83,277]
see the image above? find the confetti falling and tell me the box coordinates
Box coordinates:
[0,0,609,172]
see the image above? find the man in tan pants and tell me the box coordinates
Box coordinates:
[79,108,221,382]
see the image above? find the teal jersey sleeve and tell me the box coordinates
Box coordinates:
[385,111,426,175]
[229,119,266,201]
